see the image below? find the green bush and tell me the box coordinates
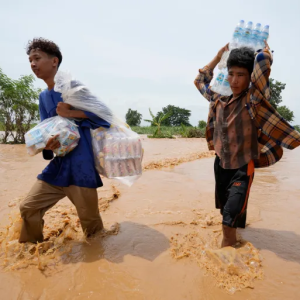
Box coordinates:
[186,127,205,138]
[130,125,205,138]
[180,124,205,138]
[148,132,174,139]
[131,126,182,135]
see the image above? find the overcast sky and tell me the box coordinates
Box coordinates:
[1,0,300,125]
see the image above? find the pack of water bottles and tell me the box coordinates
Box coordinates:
[25,116,80,157]
[211,20,270,96]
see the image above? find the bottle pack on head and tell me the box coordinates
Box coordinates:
[211,20,270,96]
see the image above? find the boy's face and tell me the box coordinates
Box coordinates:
[228,66,251,96]
[29,49,58,80]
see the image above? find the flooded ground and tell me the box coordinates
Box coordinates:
[0,138,299,299]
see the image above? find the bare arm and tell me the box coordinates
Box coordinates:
[207,43,229,71]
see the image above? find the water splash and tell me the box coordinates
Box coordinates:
[170,210,263,293]
[0,185,120,272]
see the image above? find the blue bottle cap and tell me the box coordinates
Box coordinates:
[264,25,269,29]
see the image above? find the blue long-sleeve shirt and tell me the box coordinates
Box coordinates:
[37,89,110,188]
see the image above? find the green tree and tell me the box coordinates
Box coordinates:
[125,108,142,126]
[276,105,294,122]
[198,120,207,129]
[0,111,4,127]
[144,108,172,137]
[269,78,285,109]
[156,105,191,126]
[294,125,300,132]
[0,68,40,144]
[269,78,294,122]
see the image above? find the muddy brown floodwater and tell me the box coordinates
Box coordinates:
[0,137,299,299]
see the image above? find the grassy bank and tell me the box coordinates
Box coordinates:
[130,126,206,137]
[130,126,183,135]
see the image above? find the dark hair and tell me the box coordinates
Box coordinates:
[227,47,255,76]
[26,38,63,68]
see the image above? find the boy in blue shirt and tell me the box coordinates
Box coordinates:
[19,38,110,243]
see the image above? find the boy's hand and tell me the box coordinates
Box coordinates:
[45,135,60,151]
[56,102,72,118]
[217,43,229,60]
[206,43,229,71]
[264,40,270,51]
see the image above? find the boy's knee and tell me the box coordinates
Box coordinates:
[19,200,31,217]
[19,201,26,215]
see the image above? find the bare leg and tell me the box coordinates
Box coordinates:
[221,224,237,247]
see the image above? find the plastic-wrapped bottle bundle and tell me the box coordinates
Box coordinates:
[91,125,143,186]
[211,20,270,96]
[54,71,143,186]
[25,116,80,156]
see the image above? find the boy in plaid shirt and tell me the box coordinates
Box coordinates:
[194,41,300,247]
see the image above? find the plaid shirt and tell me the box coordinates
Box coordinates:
[195,49,300,168]
[212,89,259,169]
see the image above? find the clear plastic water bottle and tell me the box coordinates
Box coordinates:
[251,23,261,50]
[232,20,245,47]
[258,25,269,49]
[242,21,253,46]
[219,20,245,70]
[222,69,232,96]
[218,51,230,70]
[215,71,225,93]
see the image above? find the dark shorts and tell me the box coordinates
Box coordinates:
[214,156,255,228]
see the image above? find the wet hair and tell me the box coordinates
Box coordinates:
[227,47,255,76]
[26,38,63,68]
